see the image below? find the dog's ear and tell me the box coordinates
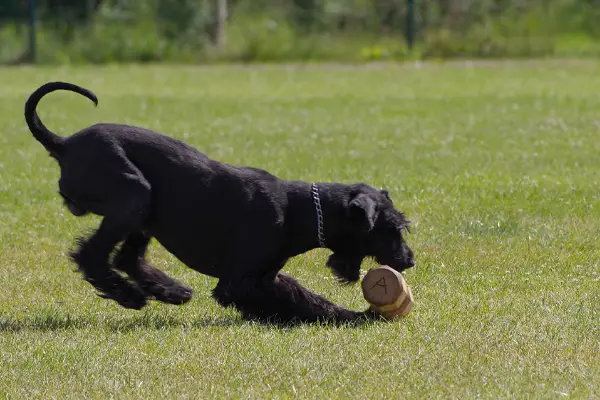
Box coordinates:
[348,193,378,232]
[380,189,393,203]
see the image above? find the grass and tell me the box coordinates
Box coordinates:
[0,60,599,398]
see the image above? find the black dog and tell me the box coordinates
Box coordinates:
[24,81,415,324]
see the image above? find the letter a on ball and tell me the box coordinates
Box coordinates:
[361,266,414,319]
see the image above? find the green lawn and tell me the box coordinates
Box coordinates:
[0,61,599,399]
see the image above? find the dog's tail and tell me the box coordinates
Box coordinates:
[24,81,98,157]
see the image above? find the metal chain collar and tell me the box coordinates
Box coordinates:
[311,183,325,248]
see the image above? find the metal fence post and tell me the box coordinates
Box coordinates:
[406,0,415,51]
[28,0,37,63]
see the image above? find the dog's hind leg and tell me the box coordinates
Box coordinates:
[113,232,194,305]
[72,217,148,309]
[65,146,153,309]
[212,271,375,324]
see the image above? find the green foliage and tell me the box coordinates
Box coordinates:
[2,0,600,63]
[0,1,26,21]
[420,0,600,59]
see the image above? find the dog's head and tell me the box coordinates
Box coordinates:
[326,184,414,283]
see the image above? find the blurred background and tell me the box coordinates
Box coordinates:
[2,0,600,64]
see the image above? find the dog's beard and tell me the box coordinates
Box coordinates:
[326,253,363,284]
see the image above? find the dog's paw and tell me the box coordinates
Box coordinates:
[136,262,193,305]
[141,280,194,305]
[89,270,148,310]
[97,290,147,310]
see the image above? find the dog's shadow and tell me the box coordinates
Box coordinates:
[0,313,243,333]
[0,312,379,333]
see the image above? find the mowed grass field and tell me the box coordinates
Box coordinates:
[0,61,599,399]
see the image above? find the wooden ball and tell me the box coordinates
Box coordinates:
[361,266,414,319]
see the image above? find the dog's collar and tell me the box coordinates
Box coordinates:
[311,183,326,248]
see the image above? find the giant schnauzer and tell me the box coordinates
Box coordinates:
[24,81,415,324]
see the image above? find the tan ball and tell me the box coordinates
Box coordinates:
[361,265,414,319]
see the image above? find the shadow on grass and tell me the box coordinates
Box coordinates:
[0,313,244,332]
[0,311,384,332]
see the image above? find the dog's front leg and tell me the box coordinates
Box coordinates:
[212,271,375,324]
